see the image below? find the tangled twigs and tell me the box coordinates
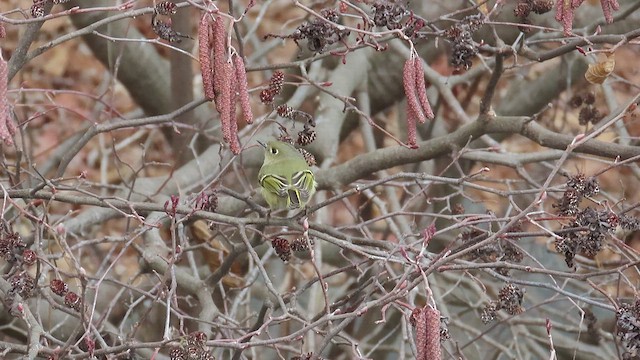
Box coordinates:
[402,55,434,147]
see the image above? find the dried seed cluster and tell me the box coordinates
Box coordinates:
[462,225,524,276]
[570,92,603,125]
[260,71,284,105]
[49,278,84,312]
[553,173,599,216]
[170,332,215,360]
[271,237,291,262]
[295,148,315,167]
[291,237,314,252]
[444,14,485,70]
[617,299,640,360]
[514,0,553,18]
[555,207,617,268]
[151,2,189,43]
[9,272,35,298]
[30,0,71,18]
[286,9,350,53]
[481,283,525,324]
[513,0,553,32]
[372,2,425,38]
[0,222,26,264]
[195,189,218,212]
[271,96,318,166]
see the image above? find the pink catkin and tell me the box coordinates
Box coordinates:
[233,55,254,124]
[555,0,574,36]
[212,17,226,113]
[227,61,241,154]
[601,0,620,23]
[0,56,12,145]
[556,0,589,36]
[412,58,434,121]
[416,306,442,360]
[198,15,215,100]
[0,23,5,39]
[219,62,233,145]
[406,106,418,148]
[403,58,425,146]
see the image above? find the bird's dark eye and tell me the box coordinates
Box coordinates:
[271,148,278,155]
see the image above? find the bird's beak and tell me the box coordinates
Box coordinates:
[257,141,266,148]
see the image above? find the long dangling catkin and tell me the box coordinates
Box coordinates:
[219,62,233,145]
[212,17,226,113]
[403,58,425,124]
[198,15,215,100]
[413,57,434,121]
[0,23,6,39]
[403,58,423,147]
[416,306,441,360]
[233,55,253,124]
[227,61,241,154]
[0,55,13,145]
[406,105,418,148]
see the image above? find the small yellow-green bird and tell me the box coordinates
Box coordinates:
[258,140,317,210]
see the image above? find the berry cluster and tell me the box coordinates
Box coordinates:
[443,14,485,70]
[170,332,215,360]
[481,284,525,324]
